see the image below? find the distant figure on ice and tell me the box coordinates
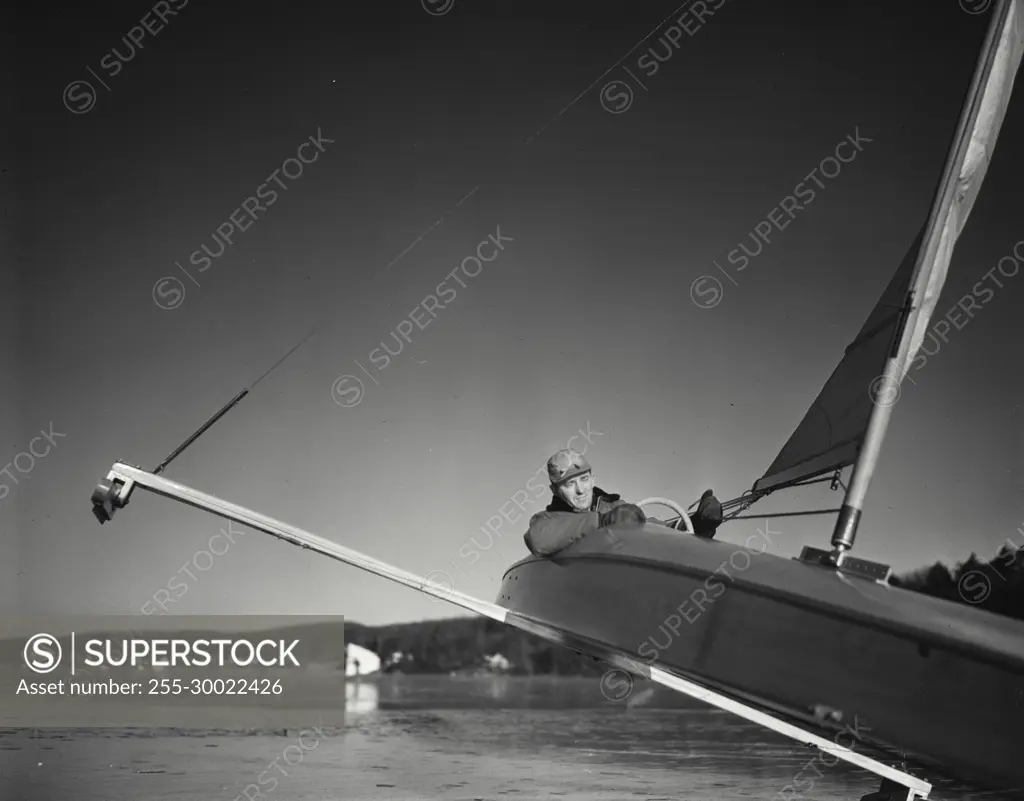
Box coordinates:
[523,449,723,557]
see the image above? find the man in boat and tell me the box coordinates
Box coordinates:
[523,448,723,557]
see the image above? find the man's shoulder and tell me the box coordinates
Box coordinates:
[593,487,623,508]
[530,506,569,524]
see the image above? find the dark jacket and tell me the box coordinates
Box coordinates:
[523,487,629,557]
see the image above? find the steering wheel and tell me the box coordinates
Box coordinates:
[637,497,693,533]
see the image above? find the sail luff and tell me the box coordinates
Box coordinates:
[832,0,1024,553]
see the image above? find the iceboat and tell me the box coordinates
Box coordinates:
[498,522,1024,791]
[500,0,1024,786]
[87,2,1023,799]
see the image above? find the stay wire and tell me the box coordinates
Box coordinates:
[152,324,320,475]
[151,3,711,476]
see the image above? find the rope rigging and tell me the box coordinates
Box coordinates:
[717,468,848,524]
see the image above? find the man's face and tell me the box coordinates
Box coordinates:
[556,471,594,511]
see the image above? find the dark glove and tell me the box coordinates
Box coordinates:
[691,489,723,538]
[599,503,647,528]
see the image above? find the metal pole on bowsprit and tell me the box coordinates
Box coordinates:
[91,390,248,523]
[153,389,248,475]
[91,325,321,522]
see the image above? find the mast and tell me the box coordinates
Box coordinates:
[830,0,1023,560]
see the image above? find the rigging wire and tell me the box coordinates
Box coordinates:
[148,7,759,479]
[718,469,848,524]
[148,180,490,476]
[726,508,842,521]
[152,326,319,474]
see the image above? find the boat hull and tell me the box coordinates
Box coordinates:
[497,525,1024,790]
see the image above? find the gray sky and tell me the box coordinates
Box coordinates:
[6,0,1023,625]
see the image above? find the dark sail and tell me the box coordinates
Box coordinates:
[754,0,1023,497]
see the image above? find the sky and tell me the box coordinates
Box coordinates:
[5,0,1023,626]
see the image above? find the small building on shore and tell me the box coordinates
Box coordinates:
[483,653,511,672]
[345,643,381,678]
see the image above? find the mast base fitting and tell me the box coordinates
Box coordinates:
[831,504,862,552]
[860,776,926,800]
[799,546,892,584]
[90,466,137,524]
